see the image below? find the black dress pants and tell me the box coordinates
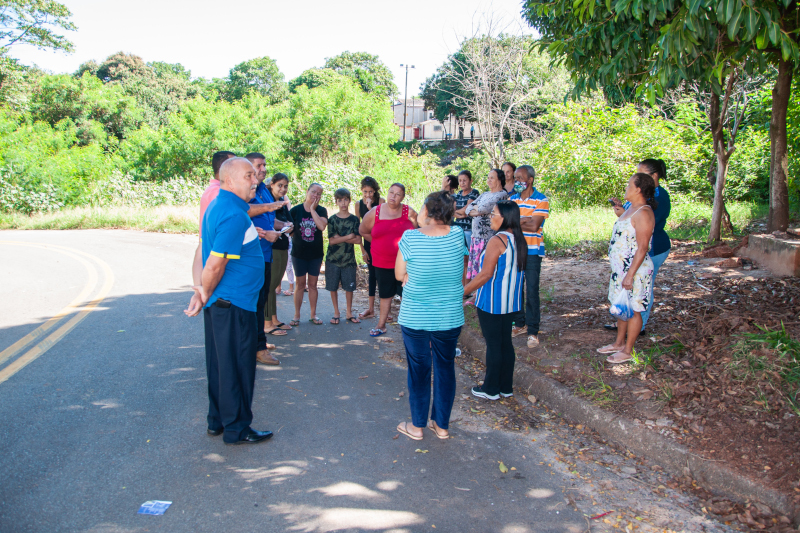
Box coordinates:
[255,261,272,351]
[476,308,515,396]
[204,302,258,443]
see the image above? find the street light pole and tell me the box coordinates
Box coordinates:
[400,63,414,142]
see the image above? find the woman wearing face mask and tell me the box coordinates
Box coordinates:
[464,169,508,284]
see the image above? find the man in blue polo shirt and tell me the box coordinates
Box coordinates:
[185,157,273,445]
[245,152,283,366]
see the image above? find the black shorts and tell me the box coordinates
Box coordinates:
[375,266,403,299]
[292,256,323,277]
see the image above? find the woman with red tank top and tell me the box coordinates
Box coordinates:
[359,183,418,336]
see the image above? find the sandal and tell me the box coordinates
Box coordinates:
[359,310,375,319]
[397,422,423,441]
[309,317,323,325]
[282,290,294,296]
[265,327,287,336]
[370,328,387,337]
[266,343,276,350]
[607,351,633,364]
[427,421,449,440]
[330,316,340,325]
[289,319,300,327]
[275,322,292,330]
[346,316,360,324]
[597,344,622,354]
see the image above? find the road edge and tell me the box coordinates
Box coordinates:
[458,325,800,526]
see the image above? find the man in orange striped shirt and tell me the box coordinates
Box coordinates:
[509,165,550,349]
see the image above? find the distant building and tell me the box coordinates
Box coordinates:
[391,99,482,142]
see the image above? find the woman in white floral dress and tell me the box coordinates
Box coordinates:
[597,173,657,363]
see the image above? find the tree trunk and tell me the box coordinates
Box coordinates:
[708,93,732,243]
[768,58,793,232]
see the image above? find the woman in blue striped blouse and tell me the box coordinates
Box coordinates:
[393,191,468,440]
[463,201,526,400]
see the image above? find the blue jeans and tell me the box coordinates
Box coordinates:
[641,249,669,330]
[400,325,462,430]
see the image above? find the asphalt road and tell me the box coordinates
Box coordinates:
[0,230,587,533]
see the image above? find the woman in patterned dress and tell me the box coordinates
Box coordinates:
[597,173,657,363]
[464,169,508,281]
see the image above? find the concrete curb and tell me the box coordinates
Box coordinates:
[459,326,800,525]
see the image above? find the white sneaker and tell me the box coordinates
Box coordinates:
[527,335,540,348]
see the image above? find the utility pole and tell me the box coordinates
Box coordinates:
[400,63,414,142]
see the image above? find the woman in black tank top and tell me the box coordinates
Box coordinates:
[358,177,383,319]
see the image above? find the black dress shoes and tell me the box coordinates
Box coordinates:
[225,429,273,445]
[207,427,223,437]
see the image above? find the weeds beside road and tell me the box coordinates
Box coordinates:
[0,200,768,253]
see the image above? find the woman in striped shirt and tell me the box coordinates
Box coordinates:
[393,191,468,440]
[463,201,526,400]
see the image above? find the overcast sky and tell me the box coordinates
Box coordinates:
[13,0,533,96]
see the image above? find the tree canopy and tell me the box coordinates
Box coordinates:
[323,51,398,100]
[226,56,288,104]
[0,0,75,53]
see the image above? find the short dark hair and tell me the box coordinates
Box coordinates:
[517,165,536,180]
[502,162,517,172]
[307,182,322,192]
[245,152,266,163]
[334,188,351,201]
[389,182,406,196]
[445,175,458,190]
[271,172,289,184]
[457,170,472,182]
[490,168,505,187]
[423,191,455,224]
[639,158,667,180]
[212,151,236,177]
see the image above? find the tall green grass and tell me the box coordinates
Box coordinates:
[1,200,769,254]
[0,205,199,233]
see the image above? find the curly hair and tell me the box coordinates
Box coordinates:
[360,176,380,205]
[632,173,659,210]
[423,190,456,224]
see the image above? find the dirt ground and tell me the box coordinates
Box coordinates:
[340,240,800,532]
[472,237,800,531]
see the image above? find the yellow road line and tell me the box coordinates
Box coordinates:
[0,242,115,385]
[0,243,98,367]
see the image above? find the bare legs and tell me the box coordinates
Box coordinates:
[293,275,319,320]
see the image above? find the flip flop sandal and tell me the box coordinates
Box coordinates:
[346,316,360,324]
[597,344,621,354]
[397,422,423,441]
[289,319,300,327]
[359,311,375,319]
[275,322,292,330]
[265,327,287,336]
[427,422,449,440]
[369,328,387,337]
[266,343,276,350]
[282,290,294,296]
[330,316,340,325]
[607,351,633,364]
[309,317,323,325]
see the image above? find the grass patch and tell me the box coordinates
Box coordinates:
[631,340,684,369]
[0,205,200,233]
[576,373,617,405]
[727,323,800,414]
[543,199,767,253]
